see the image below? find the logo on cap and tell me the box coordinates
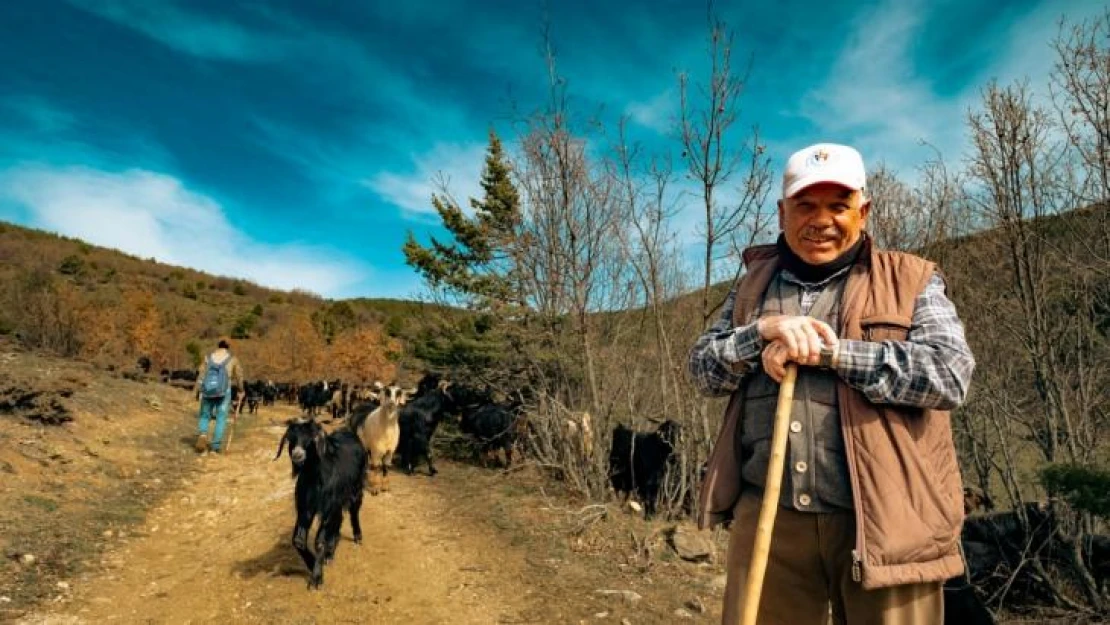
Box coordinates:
[808,148,831,168]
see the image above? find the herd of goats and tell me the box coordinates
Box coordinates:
[156,370,680,589]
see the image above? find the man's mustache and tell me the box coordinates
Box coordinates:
[801,228,840,239]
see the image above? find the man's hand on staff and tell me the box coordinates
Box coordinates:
[758,315,839,383]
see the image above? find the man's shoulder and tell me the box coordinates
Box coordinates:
[870,248,937,273]
[741,243,778,266]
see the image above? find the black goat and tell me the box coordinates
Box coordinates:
[397,383,458,476]
[261,381,278,406]
[608,419,681,519]
[273,417,367,589]
[298,382,331,417]
[943,577,995,625]
[244,380,265,414]
[459,402,526,468]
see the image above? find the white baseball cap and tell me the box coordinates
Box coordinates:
[782,143,867,199]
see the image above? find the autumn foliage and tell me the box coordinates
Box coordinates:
[0,224,421,383]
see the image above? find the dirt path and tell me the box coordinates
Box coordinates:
[18,408,533,625]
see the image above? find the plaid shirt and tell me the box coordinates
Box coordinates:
[687,267,975,409]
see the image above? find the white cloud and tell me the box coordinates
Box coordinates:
[0,165,368,298]
[797,0,962,175]
[626,89,676,134]
[795,0,1109,180]
[364,142,487,219]
[65,0,290,62]
[1,96,77,133]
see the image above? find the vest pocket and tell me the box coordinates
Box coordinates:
[860,314,912,342]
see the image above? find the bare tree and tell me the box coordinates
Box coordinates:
[966,79,1108,611]
[678,7,772,330]
[865,163,921,252]
[1052,10,1110,214]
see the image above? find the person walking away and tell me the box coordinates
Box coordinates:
[194,337,245,454]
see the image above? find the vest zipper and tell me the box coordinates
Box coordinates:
[841,390,867,585]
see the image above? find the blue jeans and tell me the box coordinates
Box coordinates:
[197,394,233,450]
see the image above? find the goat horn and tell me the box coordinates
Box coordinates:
[273,432,288,462]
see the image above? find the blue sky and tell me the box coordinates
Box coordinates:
[0,0,1101,299]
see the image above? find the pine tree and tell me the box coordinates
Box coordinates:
[403,129,522,311]
[402,129,531,377]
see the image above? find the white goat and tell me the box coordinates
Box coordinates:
[564,411,594,460]
[349,385,407,495]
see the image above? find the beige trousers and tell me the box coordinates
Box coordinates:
[721,492,943,625]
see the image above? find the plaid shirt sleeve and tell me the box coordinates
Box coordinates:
[834,271,975,409]
[687,287,765,397]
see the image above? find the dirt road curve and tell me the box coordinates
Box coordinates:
[17,410,532,625]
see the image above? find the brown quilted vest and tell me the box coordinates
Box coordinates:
[696,239,966,589]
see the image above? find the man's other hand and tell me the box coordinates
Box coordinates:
[757,315,837,366]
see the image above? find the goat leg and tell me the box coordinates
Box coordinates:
[309,526,327,589]
[349,492,364,545]
[292,522,315,577]
[322,511,343,564]
[368,461,382,496]
[381,454,391,492]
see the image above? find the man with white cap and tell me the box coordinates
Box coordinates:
[688,143,975,624]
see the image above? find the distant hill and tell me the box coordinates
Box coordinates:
[0,220,462,383]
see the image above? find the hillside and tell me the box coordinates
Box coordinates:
[0,221,464,384]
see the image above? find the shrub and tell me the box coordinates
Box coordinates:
[1040,463,1110,519]
[185,340,202,368]
[231,313,258,339]
[58,255,85,276]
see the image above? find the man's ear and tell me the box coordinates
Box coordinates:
[859,197,871,222]
[777,199,786,231]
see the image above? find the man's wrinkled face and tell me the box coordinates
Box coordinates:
[778,183,870,264]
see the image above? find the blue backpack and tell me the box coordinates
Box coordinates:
[200,354,231,399]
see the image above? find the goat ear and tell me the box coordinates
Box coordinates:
[273,432,288,461]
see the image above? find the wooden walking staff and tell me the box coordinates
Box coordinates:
[740,362,798,625]
[225,394,243,453]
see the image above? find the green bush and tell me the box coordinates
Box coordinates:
[58,255,85,276]
[185,340,202,368]
[231,313,258,339]
[1039,463,1110,518]
[233,283,247,296]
